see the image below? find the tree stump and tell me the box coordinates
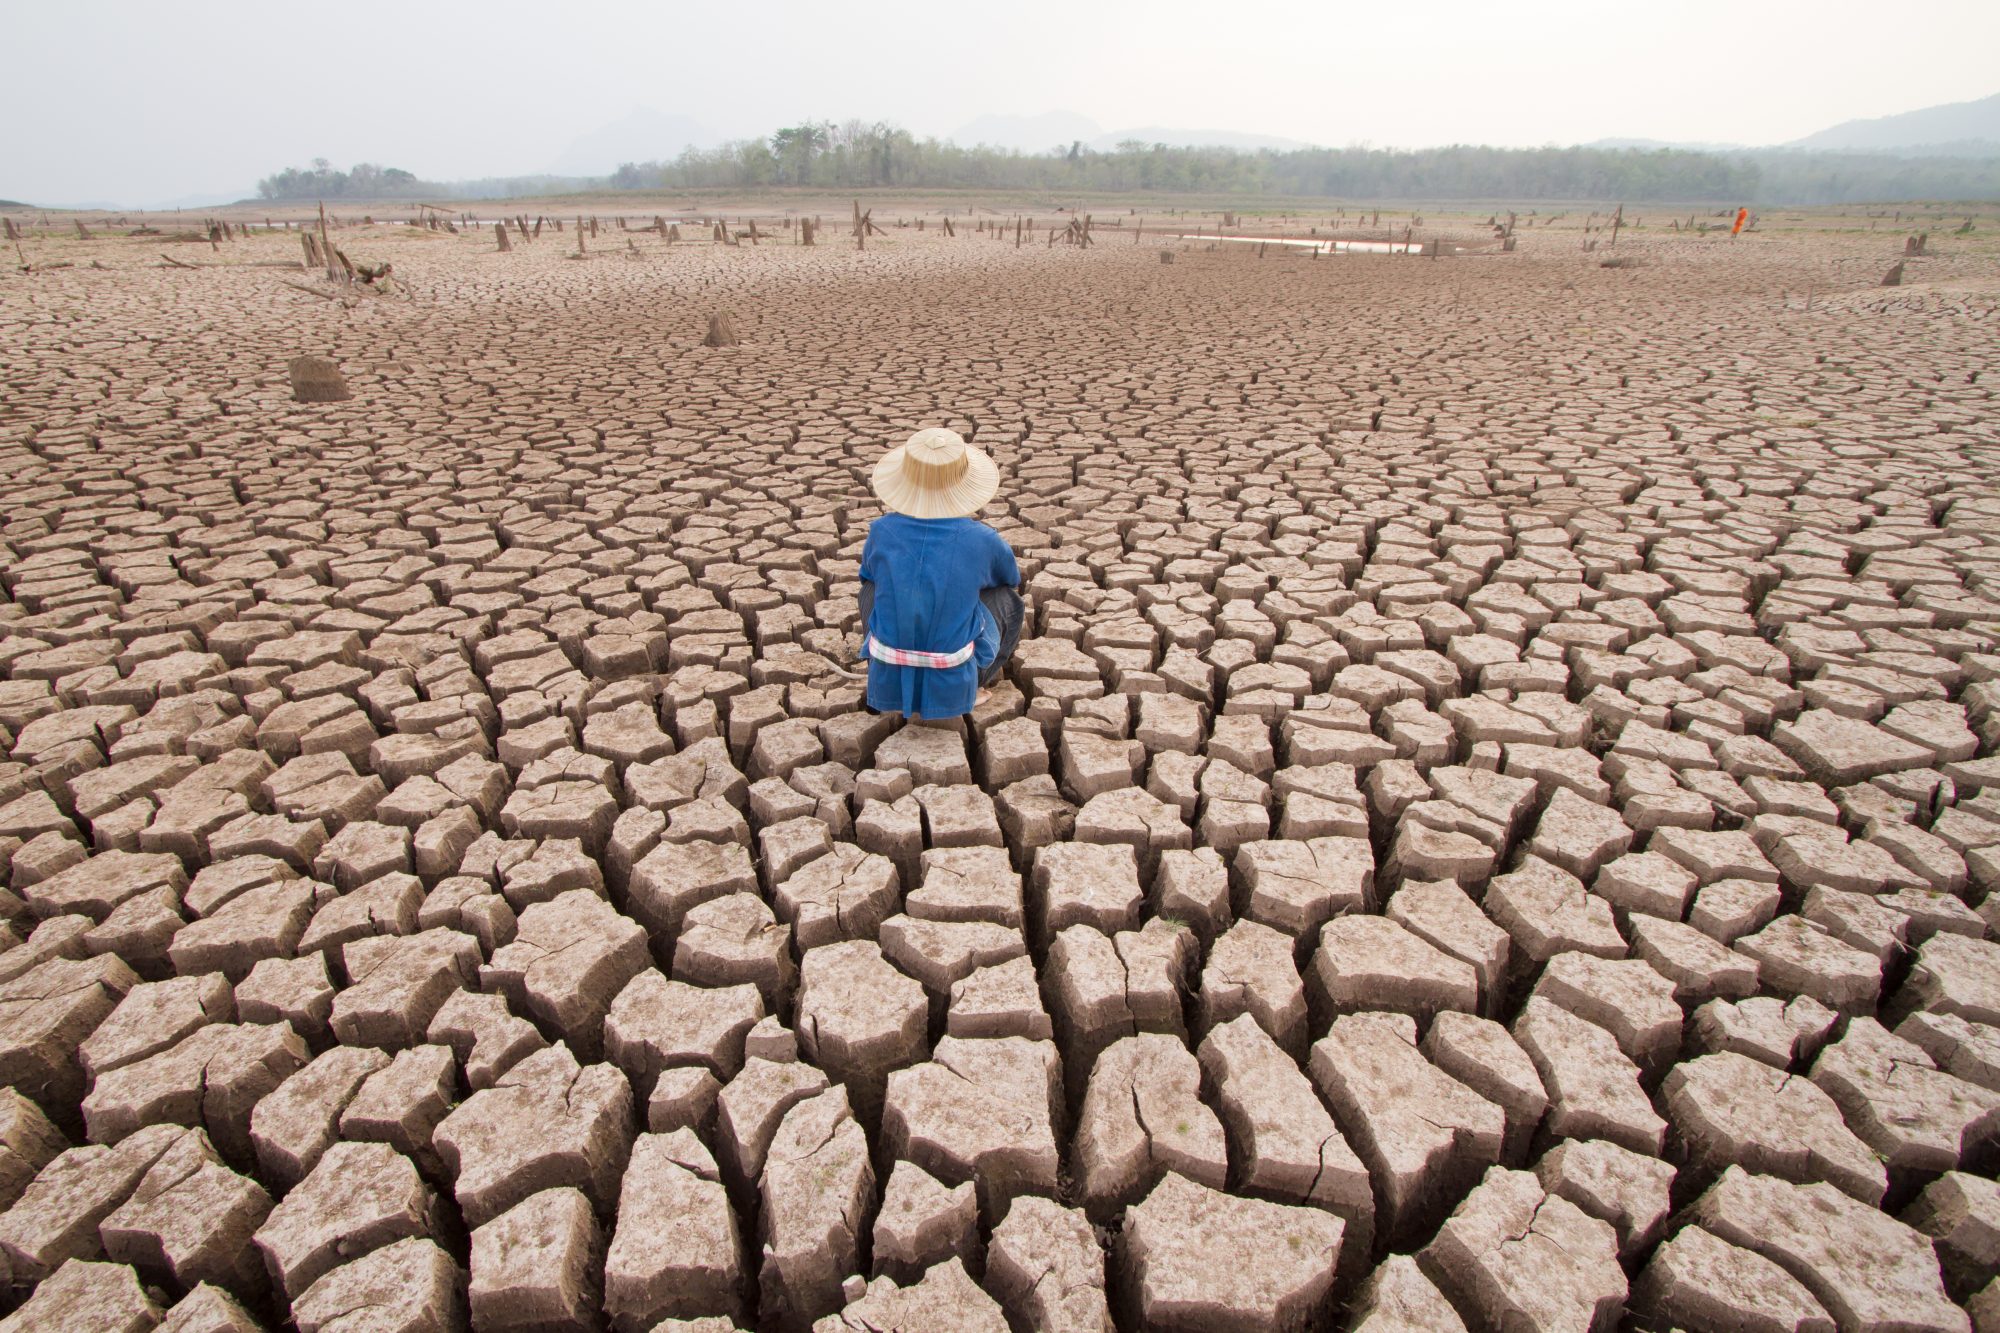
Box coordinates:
[1159,250,1175,265]
[1881,261,1904,287]
[496,223,511,252]
[288,356,351,403]
[703,314,740,348]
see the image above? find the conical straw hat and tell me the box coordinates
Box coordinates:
[871,428,999,520]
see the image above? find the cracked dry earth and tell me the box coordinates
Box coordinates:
[0,214,1998,1333]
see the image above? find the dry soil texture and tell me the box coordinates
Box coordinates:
[0,213,1998,1333]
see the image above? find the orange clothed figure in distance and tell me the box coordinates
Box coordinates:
[1732,207,1749,237]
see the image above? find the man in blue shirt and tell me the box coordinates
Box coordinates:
[858,428,1022,721]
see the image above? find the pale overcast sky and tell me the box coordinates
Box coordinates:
[4,0,1995,206]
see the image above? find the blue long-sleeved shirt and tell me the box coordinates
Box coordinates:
[859,513,1020,718]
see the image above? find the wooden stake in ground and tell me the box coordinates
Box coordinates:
[318,202,341,283]
[1610,204,1623,247]
[288,356,351,403]
[575,217,586,256]
[703,313,740,347]
[496,222,511,252]
[1881,260,1904,287]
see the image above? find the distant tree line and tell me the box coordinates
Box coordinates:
[256,159,435,200]
[257,128,2000,206]
[607,122,2000,204]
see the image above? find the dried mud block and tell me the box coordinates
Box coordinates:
[1773,710,1932,787]
[876,724,973,787]
[1628,914,1759,1003]
[22,849,185,922]
[814,1258,1008,1333]
[603,970,762,1098]
[250,1044,392,1188]
[1665,1050,1884,1203]
[1046,920,1191,1073]
[0,1089,65,1209]
[1484,857,1625,978]
[1310,1012,1504,1246]
[1198,917,1307,1057]
[1309,913,1477,1029]
[1632,1224,1834,1333]
[870,1158,977,1286]
[99,1125,270,1297]
[468,1186,602,1332]
[0,1257,161,1333]
[625,837,757,948]
[1689,1166,1966,1333]
[604,1130,742,1329]
[339,1044,457,1166]
[287,356,351,403]
[1349,1254,1467,1333]
[672,893,795,1011]
[1512,996,1666,1155]
[1031,841,1143,945]
[1154,846,1230,941]
[880,1036,1061,1225]
[481,889,647,1060]
[985,1193,1109,1333]
[1419,1167,1626,1333]
[1692,994,1837,1070]
[1808,1017,2000,1174]
[1074,1032,1227,1219]
[1231,835,1372,942]
[0,953,138,1115]
[1531,951,1682,1072]
[1119,1170,1343,1333]
[1897,931,2000,1027]
[432,1042,633,1228]
[0,1123,180,1280]
[1594,850,1700,921]
[1534,1137,1675,1259]
[156,1281,261,1333]
[979,716,1049,788]
[995,774,1075,857]
[254,1140,437,1302]
[795,938,929,1112]
[1386,877,1509,1011]
[84,1021,307,1165]
[332,928,482,1049]
[290,1237,465,1333]
[759,1086,873,1332]
[78,973,234,1079]
[1527,787,1634,880]
[427,986,546,1091]
[1198,1014,1372,1249]
[1684,875,1778,940]
[774,844,900,950]
[1903,1171,2000,1299]
[908,845,1022,927]
[1733,916,1880,1014]
[948,954,1051,1041]
[713,1057,828,1193]
[1897,1010,2000,1093]
[1422,1011,1548,1165]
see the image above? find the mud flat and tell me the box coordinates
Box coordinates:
[0,204,1997,1332]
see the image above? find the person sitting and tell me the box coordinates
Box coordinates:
[857,427,1023,722]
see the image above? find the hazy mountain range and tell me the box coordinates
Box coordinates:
[1787,90,2000,154]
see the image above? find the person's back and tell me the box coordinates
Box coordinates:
[858,429,1021,720]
